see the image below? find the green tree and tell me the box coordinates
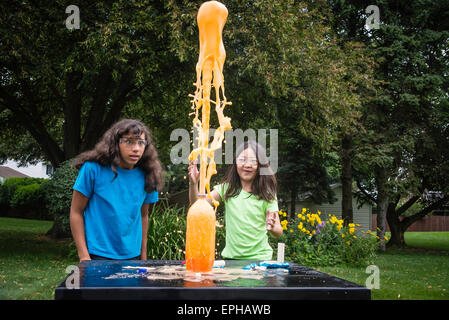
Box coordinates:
[2,0,372,215]
[0,0,173,167]
[139,0,372,208]
[329,0,449,249]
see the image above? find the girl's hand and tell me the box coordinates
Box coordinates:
[79,255,91,263]
[188,161,200,184]
[266,209,275,231]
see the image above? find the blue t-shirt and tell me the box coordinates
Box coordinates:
[73,161,158,259]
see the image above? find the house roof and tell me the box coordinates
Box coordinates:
[0,166,30,179]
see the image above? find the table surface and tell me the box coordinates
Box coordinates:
[55,259,370,300]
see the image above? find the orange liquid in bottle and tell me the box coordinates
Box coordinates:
[185,196,216,272]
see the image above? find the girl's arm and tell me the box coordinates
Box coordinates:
[188,161,221,206]
[188,161,199,205]
[140,203,151,260]
[70,190,91,262]
[266,209,283,237]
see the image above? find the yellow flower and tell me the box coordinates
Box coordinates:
[281,219,288,230]
[346,241,351,245]
[302,208,307,214]
[341,234,345,238]
[317,210,321,215]
[290,229,293,233]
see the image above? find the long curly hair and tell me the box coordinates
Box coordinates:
[72,119,164,193]
[222,141,277,202]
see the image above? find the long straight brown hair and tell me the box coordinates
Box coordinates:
[222,141,277,202]
[72,119,164,193]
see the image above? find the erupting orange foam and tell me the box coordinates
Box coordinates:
[185,1,232,273]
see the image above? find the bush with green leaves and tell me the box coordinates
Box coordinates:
[43,160,79,237]
[10,183,42,207]
[0,177,47,207]
[0,177,49,219]
[146,201,226,261]
[147,202,186,260]
[272,208,378,267]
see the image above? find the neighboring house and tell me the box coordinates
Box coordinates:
[288,183,372,231]
[0,166,30,183]
[1,160,53,180]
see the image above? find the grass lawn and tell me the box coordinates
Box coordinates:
[0,217,77,300]
[317,231,449,300]
[1,217,448,300]
[405,231,449,251]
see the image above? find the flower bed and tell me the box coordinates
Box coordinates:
[273,208,379,267]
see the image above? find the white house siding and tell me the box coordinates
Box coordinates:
[291,186,372,231]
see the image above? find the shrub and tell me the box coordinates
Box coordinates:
[43,160,79,238]
[147,202,187,260]
[146,201,226,261]
[272,208,378,267]
[0,177,49,220]
[0,177,47,207]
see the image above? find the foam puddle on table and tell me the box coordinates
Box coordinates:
[103,265,288,283]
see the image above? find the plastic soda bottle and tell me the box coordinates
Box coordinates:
[185,195,216,272]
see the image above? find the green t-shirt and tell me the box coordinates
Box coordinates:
[213,183,279,260]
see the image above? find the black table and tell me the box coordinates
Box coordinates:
[55,260,370,300]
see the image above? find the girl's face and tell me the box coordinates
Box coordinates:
[236,147,258,183]
[118,132,147,169]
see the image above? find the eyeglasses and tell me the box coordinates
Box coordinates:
[236,157,258,166]
[119,138,148,148]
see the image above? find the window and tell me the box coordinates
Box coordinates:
[46,165,54,176]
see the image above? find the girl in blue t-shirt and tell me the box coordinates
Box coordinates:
[70,119,164,262]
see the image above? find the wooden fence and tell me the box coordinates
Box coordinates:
[372,214,449,232]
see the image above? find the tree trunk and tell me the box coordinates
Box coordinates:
[386,202,404,247]
[386,195,420,247]
[289,184,298,219]
[341,133,353,225]
[401,195,449,234]
[375,166,388,252]
[45,211,72,239]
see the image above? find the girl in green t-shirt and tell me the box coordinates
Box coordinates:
[188,141,282,260]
